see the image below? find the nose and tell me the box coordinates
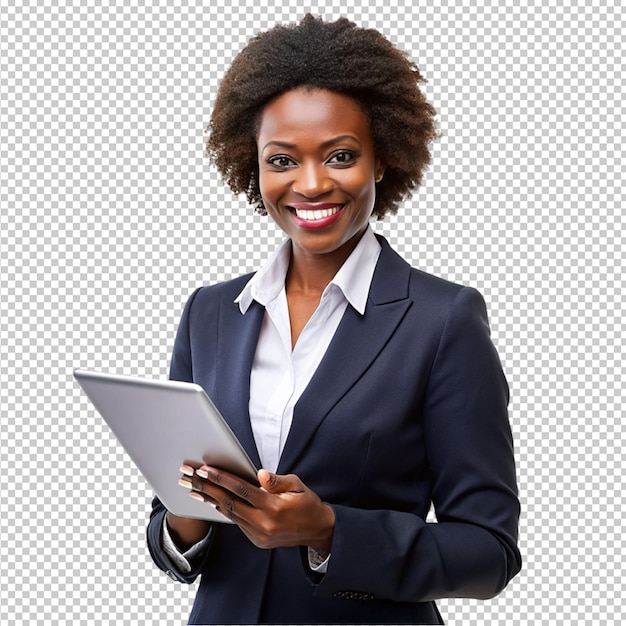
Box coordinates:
[291,162,333,198]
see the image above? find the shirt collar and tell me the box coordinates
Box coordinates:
[235,226,381,315]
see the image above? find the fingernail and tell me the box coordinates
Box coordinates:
[179,465,195,476]
[178,478,192,489]
[189,491,205,501]
[195,468,208,479]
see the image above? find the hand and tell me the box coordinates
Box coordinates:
[179,464,335,553]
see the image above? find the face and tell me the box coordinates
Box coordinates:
[256,87,384,261]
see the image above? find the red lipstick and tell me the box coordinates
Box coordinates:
[288,203,345,229]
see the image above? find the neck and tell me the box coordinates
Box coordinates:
[286,229,365,296]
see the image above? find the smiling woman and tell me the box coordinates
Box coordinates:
[146,14,521,625]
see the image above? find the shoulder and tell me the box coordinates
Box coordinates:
[375,234,485,316]
[408,266,487,319]
[408,272,490,347]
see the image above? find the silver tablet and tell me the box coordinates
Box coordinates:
[74,369,258,523]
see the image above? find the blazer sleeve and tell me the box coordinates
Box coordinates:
[310,286,521,602]
[146,288,215,584]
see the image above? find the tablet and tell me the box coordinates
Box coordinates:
[74,369,258,523]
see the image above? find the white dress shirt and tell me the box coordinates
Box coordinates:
[162,227,381,573]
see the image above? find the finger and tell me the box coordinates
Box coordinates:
[258,470,305,494]
[189,471,262,524]
[209,504,273,547]
[178,476,193,489]
[199,500,284,552]
[189,489,219,508]
[179,464,195,477]
[188,489,220,508]
[189,472,229,501]
[190,485,258,528]
[198,466,265,507]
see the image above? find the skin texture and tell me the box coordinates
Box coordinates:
[168,88,385,555]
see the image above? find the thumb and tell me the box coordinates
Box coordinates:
[258,469,304,494]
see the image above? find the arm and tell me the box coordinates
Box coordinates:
[146,288,215,583]
[311,287,521,601]
[146,495,214,583]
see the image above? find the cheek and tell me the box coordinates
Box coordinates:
[348,170,377,205]
[258,172,277,206]
[258,177,284,224]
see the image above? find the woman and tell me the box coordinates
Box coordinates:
[147,15,521,625]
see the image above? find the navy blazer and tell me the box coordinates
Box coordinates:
[147,235,521,625]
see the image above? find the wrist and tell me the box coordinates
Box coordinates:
[166,512,211,551]
[308,503,335,555]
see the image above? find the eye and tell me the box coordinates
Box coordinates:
[267,154,296,168]
[327,151,356,166]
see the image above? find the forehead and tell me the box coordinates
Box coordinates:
[257,88,372,148]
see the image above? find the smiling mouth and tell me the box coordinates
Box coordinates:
[289,205,344,221]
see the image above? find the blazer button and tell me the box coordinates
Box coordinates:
[332,590,374,601]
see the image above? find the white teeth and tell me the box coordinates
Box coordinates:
[294,206,342,220]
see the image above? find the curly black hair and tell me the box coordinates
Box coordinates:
[207,14,437,219]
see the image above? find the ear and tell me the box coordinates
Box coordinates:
[374,158,386,183]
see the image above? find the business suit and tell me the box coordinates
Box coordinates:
[147,235,521,624]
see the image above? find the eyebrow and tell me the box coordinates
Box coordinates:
[260,134,361,153]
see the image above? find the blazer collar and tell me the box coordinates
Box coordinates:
[216,299,265,469]
[278,236,413,473]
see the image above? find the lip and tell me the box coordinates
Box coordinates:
[287,203,345,230]
[289,203,344,210]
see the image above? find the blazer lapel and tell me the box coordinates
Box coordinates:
[277,237,413,474]
[215,299,264,469]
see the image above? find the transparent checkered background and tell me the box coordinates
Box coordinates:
[1,0,623,623]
